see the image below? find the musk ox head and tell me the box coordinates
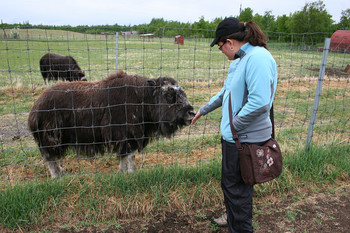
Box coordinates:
[68,67,86,82]
[147,77,195,137]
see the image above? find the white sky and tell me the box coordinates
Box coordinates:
[1,0,348,26]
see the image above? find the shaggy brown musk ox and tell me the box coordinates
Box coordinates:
[39,53,86,84]
[28,71,195,178]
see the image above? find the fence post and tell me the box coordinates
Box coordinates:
[305,38,331,151]
[116,32,119,71]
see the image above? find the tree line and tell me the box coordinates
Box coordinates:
[1,0,349,38]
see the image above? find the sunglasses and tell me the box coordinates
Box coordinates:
[218,41,227,51]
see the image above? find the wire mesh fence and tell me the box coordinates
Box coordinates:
[0,26,349,183]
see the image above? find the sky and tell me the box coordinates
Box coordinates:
[1,0,348,26]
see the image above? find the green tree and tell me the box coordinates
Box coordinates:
[287,0,333,33]
[212,17,223,25]
[210,17,223,30]
[149,18,167,28]
[338,9,350,30]
[261,11,276,31]
[275,15,290,33]
[192,16,209,30]
[253,13,264,28]
[239,7,254,22]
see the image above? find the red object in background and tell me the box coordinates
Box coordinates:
[330,30,350,53]
[174,35,184,45]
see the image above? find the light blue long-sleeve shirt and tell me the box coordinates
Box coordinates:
[200,43,278,143]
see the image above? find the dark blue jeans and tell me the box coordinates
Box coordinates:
[221,138,254,233]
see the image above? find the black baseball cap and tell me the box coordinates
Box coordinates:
[211,17,241,47]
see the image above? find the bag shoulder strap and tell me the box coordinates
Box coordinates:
[228,93,243,149]
[270,104,275,139]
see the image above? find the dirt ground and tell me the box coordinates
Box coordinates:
[47,184,350,233]
[307,67,350,78]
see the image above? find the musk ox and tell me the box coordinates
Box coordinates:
[39,53,86,84]
[28,71,195,178]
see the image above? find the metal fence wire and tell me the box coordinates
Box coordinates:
[0,27,349,182]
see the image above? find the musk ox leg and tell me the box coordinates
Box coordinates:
[127,153,136,172]
[46,160,61,178]
[119,152,136,173]
[41,149,65,178]
[119,156,128,172]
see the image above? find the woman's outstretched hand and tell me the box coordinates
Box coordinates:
[191,109,202,125]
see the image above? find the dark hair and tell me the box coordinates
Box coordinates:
[219,20,268,49]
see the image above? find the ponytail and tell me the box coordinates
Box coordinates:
[220,20,268,49]
[244,21,268,49]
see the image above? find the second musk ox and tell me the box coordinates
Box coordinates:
[28,71,196,178]
[39,53,86,84]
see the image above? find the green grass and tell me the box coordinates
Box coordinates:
[0,28,349,231]
[0,160,222,229]
[142,133,221,155]
[1,29,346,87]
[0,180,66,229]
[0,144,349,231]
[284,144,350,182]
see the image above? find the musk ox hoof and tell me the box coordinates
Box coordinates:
[46,160,66,179]
[59,165,66,174]
[119,153,136,173]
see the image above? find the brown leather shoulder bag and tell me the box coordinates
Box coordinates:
[228,93,283,186]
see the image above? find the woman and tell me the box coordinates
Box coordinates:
[191,17,278,232]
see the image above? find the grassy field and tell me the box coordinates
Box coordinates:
[0,29,349,232]
[0,144,349,232]
[0,28,348,172]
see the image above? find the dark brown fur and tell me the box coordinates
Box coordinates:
[39,53,86,84]
[28,71,195,177]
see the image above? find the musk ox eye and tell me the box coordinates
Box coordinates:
[165,93,176,103]
[163,88,176,103]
